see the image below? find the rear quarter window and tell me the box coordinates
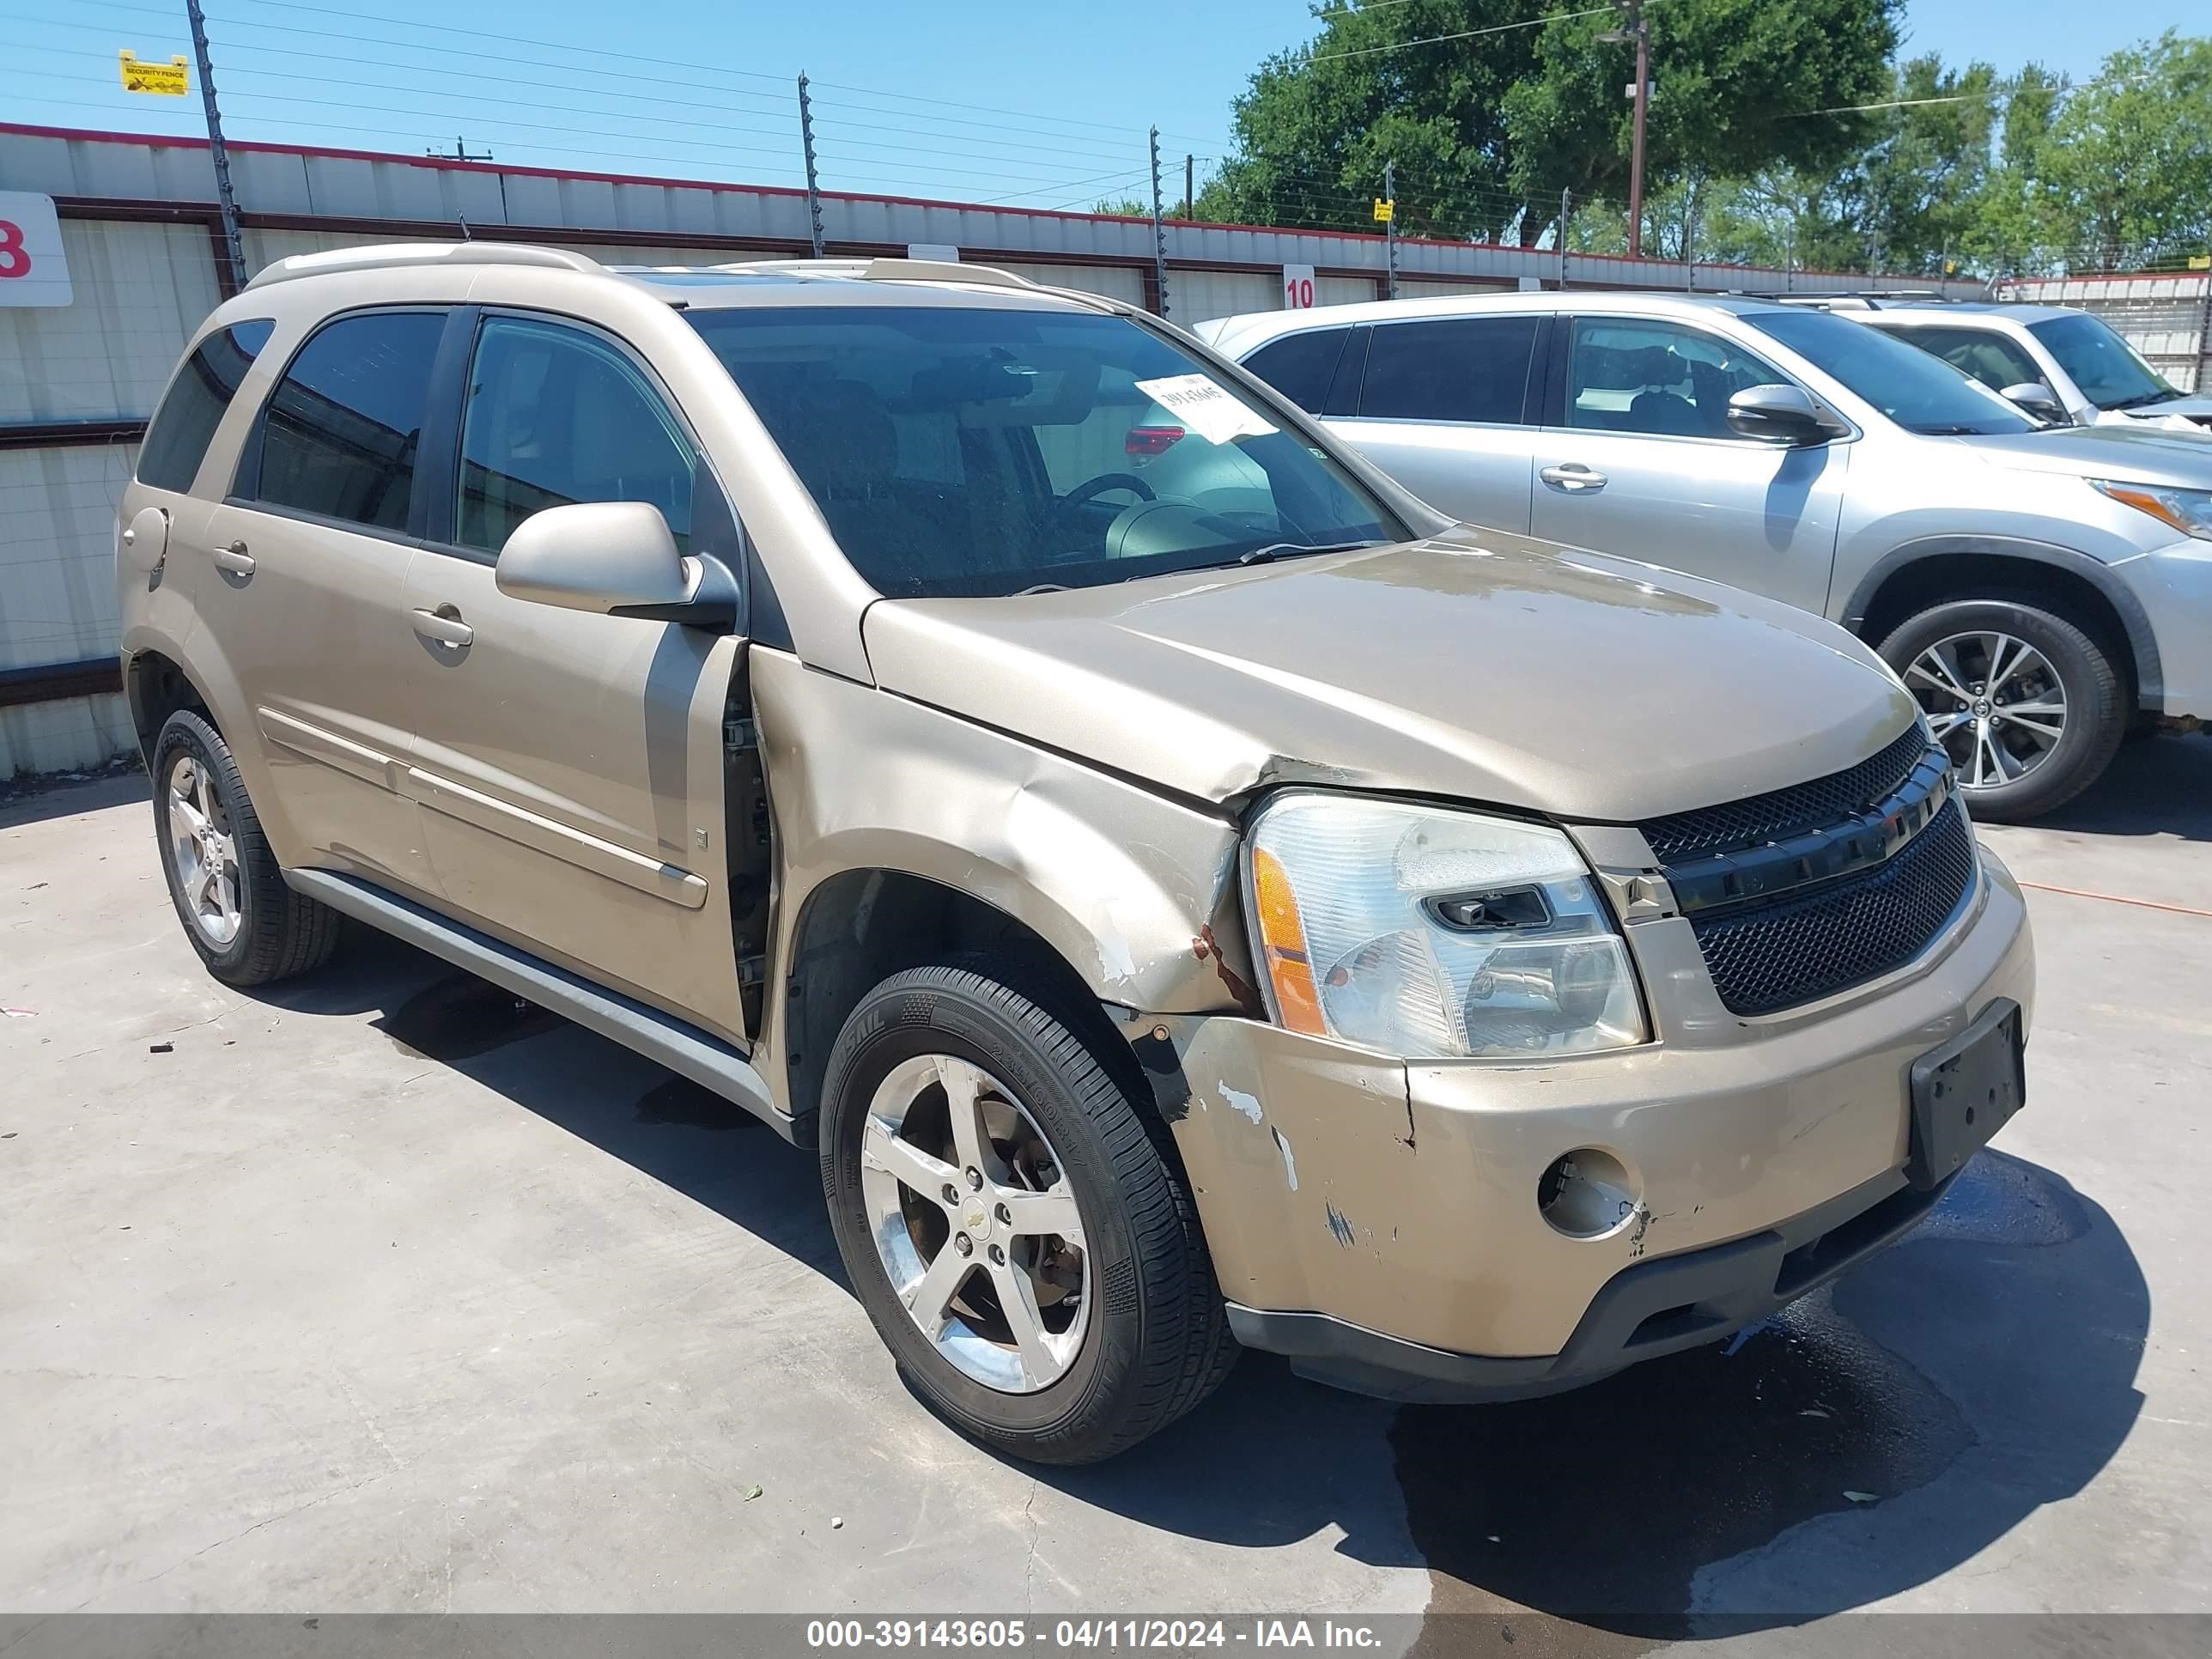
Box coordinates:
[1241,328,1350,413]
[136,320,275,493]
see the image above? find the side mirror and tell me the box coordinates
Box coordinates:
[1726,383,1840,444]
[495,501,737,629]
[2000,381,2069,425]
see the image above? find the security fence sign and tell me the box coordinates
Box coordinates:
[119,52,191,95]
[0,192,71,307]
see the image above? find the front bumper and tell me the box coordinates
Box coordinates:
[1142,843,2035,1399]
[2115,539,2212,719]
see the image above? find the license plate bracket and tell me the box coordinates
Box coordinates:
[1906,997,2025,1191]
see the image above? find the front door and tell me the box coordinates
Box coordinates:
[202,307,449,899]
[1529,316,1848,613]
[400,312,749,1044]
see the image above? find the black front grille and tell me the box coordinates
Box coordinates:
[1685,797,1977,1016]
[1642,723,1930,863]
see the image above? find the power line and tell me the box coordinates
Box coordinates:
[1304,4,1620,66]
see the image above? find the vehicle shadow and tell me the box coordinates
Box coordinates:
[1035,1151,2148,1638]
[2036,732,2212,843]
[245,927,848,1288]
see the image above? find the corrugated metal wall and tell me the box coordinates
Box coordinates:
[0,123,1981,778]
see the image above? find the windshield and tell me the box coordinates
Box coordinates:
[1744,309,2035,436]
[687,305,1405,598]
[2028,312,2180,410]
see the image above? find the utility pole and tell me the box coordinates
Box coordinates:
[1601,1,1651,261]
[1184,154,1194,219]
[1147,126,1170,319]
[1384,158,1398,300]
[426,137,492,162]
[797,74,826,258]
[182,0,244,292]
[1559,186,1571,289]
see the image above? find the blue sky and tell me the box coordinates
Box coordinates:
[7,2,2203,210]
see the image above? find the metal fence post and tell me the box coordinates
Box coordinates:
[1148,127,1170,320]
[798,74,826,258]
[1384,159,1398,300]
[182,0,245,292]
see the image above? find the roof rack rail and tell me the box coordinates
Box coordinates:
[705,256,1039,290]
[244,241,603,291]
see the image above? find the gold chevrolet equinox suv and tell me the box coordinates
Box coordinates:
[116,246,2035,1463]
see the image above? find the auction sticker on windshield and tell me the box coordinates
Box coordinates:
[1133,374,1278,445]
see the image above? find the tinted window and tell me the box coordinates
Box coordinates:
[137,320,274,493]
[1745,308,2033,435]
[1887,325,2044,393]
[2028,312,2179,410]
[457,316,696,554]
[688,306,1403,599]
[1565,319,1785,439]
[1358,316,1537,422]
[253,312,445,532]
[1243,328,1349,412]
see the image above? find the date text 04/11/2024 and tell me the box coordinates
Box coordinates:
[803,1619,1384,1650]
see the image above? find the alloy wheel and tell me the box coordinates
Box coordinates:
[860,1053,1090,1394]
[167,755,242,946]
[1905,630,2069,790]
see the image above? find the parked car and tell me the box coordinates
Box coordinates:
[118,246,2032,1463]
[1201,291,2212,819]
[1826,297,2212,432]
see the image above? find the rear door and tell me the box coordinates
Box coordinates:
[398,310,750,1044]
[1326,313,1543,533]
[198,308,448,898]
[1529,315,1848,612]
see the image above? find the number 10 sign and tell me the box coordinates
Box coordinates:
[1282,264,1316,309]
[0,193,73,307]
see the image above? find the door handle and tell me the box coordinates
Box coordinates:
[410,605,475,648]
[211,539,257,574]
[1539,463,1607,493]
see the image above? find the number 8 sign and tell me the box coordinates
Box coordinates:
[0,192,73,307]
[1282,263,1316,309]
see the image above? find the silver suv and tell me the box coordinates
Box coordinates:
[1202,292,2212,820]
[118,246,2033,1462]
[1839,299,2212,433]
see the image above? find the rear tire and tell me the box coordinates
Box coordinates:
[819,956,1237,1464]
[1878,597,2125,823]
[152,709,341,987]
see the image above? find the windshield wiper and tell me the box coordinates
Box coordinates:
[1235,538,1386,567]
[2108,388,2183,410]
[1915,424,2001,436]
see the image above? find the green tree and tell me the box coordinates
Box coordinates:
[1202,0,1901,246]
[2033,32,2212,270]
[1504,0,1898,236]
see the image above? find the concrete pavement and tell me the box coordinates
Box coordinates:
[3,737,2209,1642]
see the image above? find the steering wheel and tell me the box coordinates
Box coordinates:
[1060,471,1157,512]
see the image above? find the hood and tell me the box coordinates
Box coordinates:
[2111,397,2212,432]
[860,532,1919,823]
[1960,422,2212,487]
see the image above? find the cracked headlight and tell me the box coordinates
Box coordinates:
[1245,793,1648,1060]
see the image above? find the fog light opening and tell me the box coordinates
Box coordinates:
[1539,1148,1641,1238]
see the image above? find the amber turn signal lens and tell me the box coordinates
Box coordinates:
[1250,845,1326,1035]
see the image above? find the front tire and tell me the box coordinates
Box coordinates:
[152,709,340,987]
[819,957,1236,1464]
[1878,598,2126,822]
